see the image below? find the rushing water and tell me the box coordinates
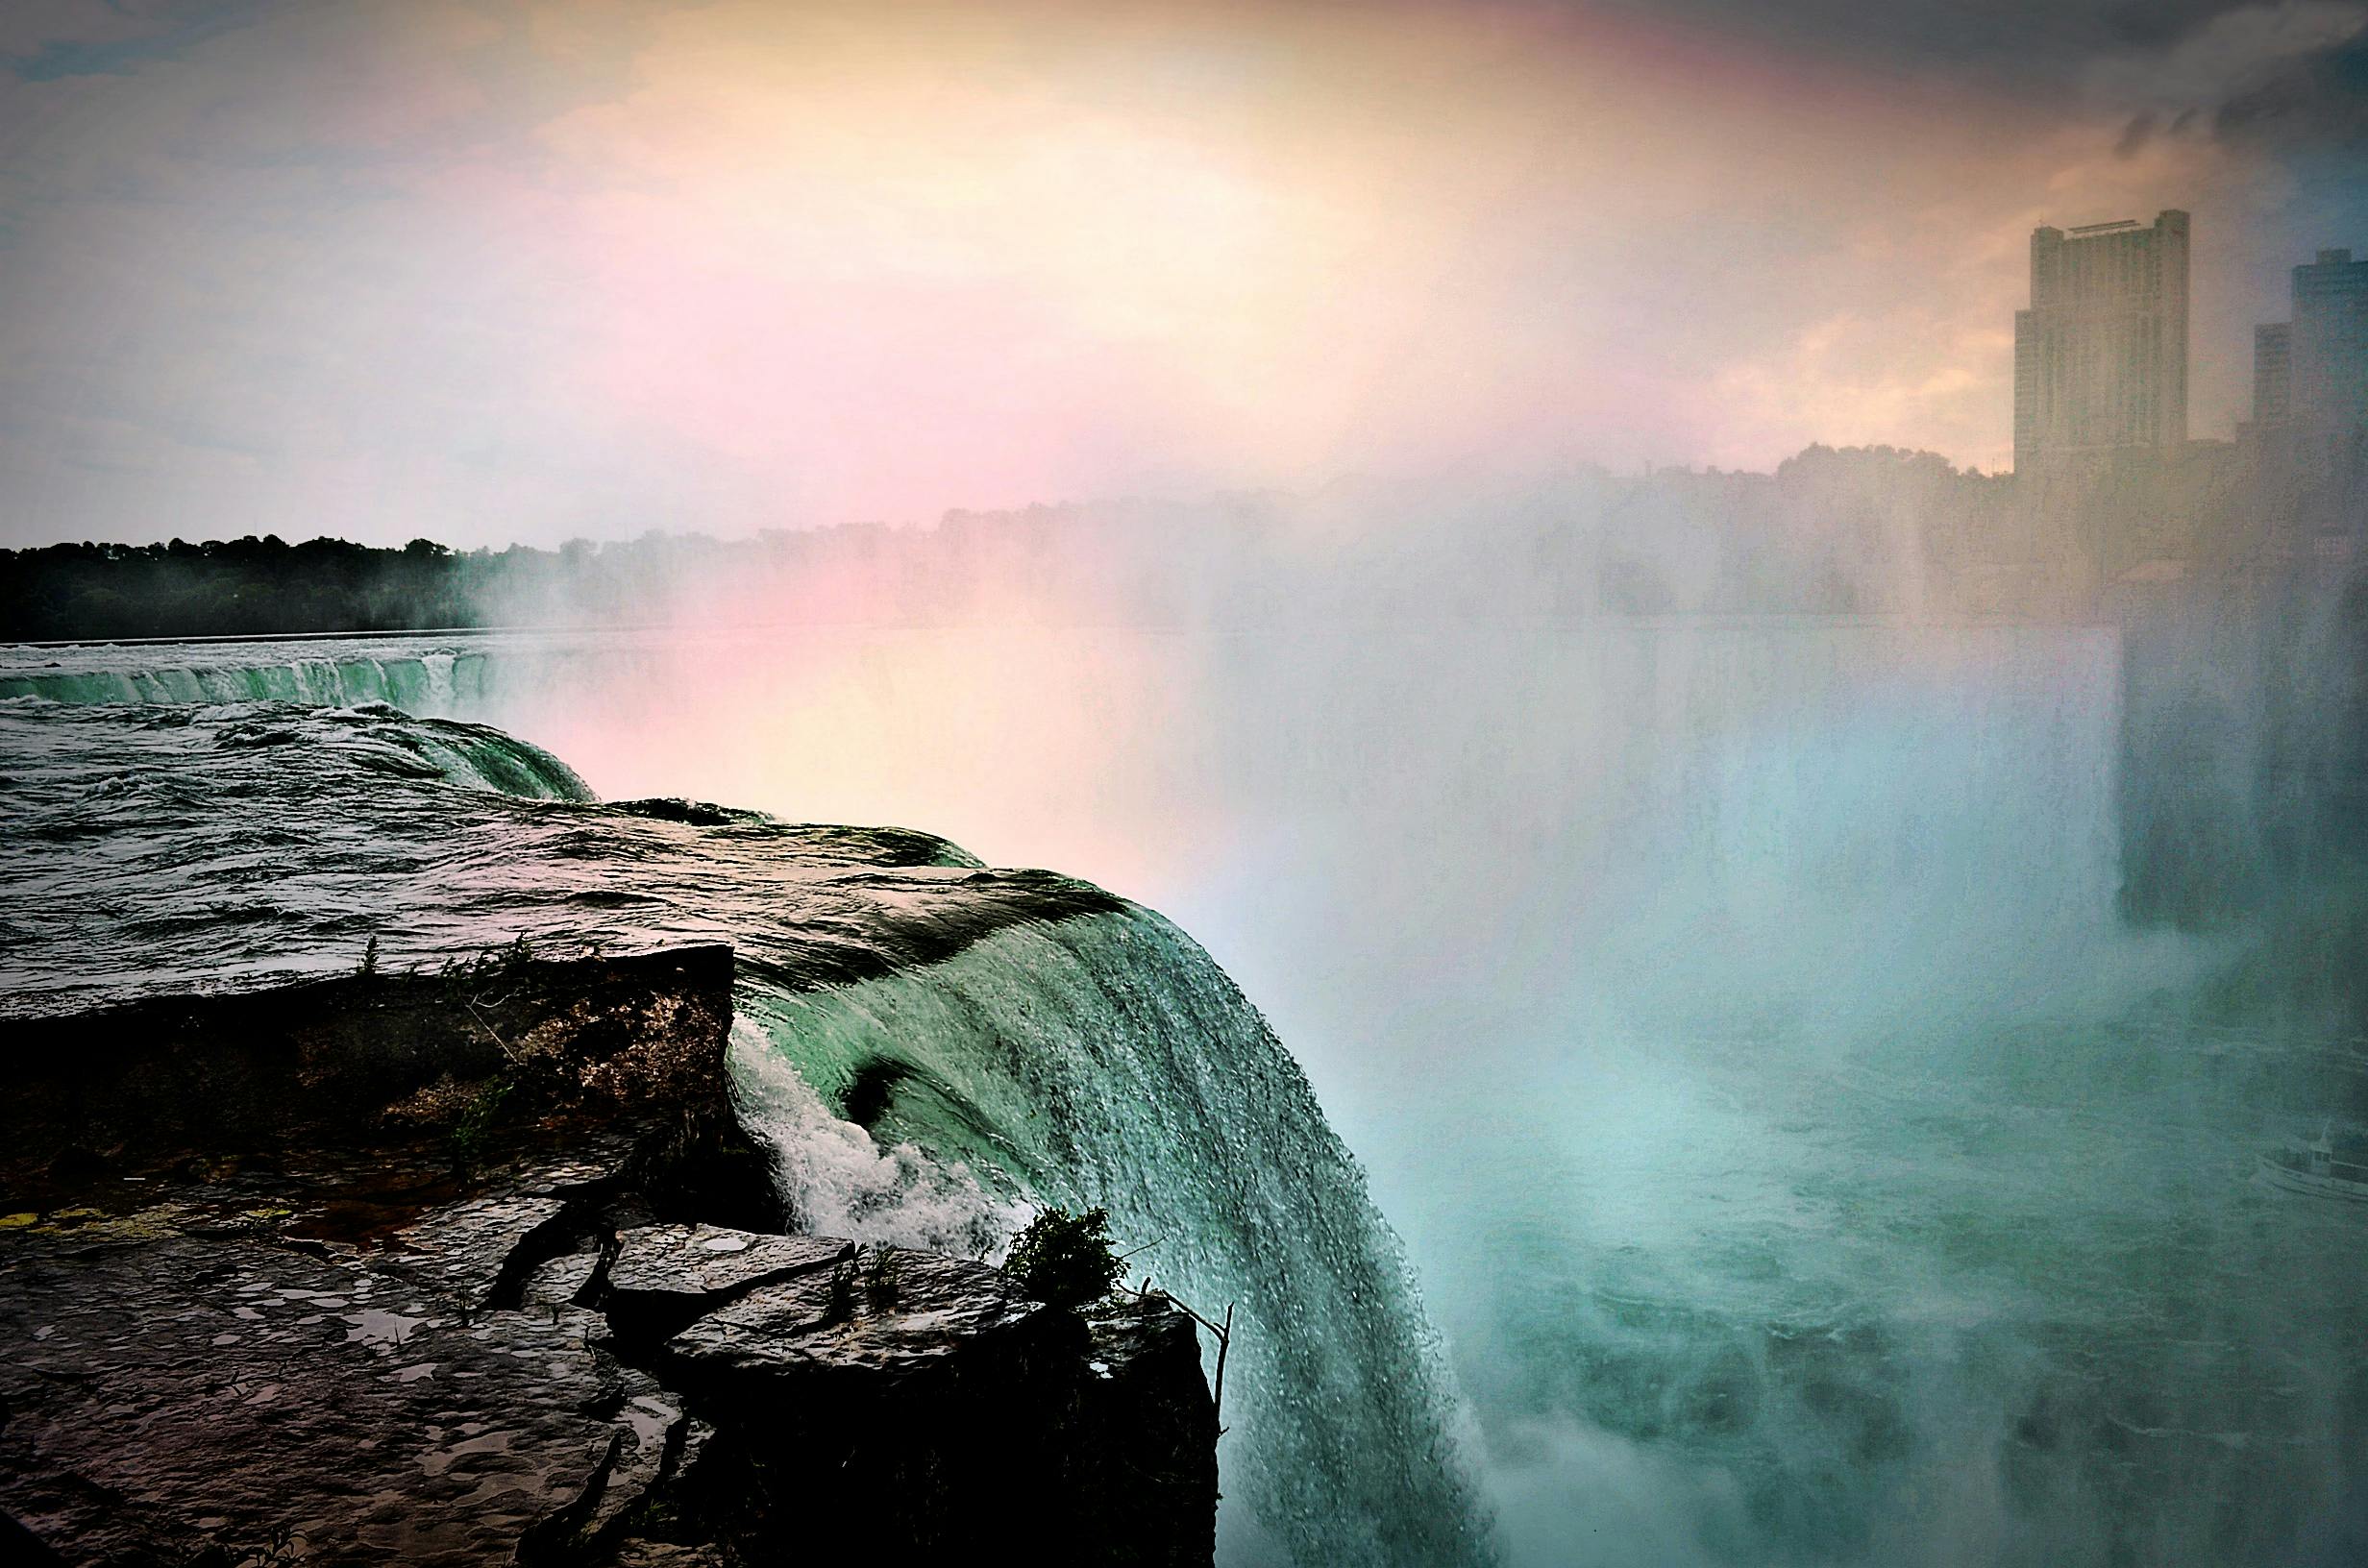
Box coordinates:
[6,622,2366,1567]
[0,695,1489,1568]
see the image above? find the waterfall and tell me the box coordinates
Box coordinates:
[42,617,2348,1566]
[732,909,1494,1567]
[0,641,495,715]
[1,664,1494,1566]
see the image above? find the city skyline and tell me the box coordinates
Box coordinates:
[2013,210,2191,471]
[2254,243,2368,429]
[0,2,2364,548]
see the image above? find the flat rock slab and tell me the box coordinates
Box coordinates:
[657,1237,1074,1388]
[377,1190,575,1314]
[598,1225,851,1341]
[0,1236,682,1567]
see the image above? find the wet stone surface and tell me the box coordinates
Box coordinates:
[0,1200,1219,1567]
[0,931,1218,1566]
[597,1224,851,1343]
[374,1190,577,1314]
[654,1239,1068,1387]
[0,1234,687,1567]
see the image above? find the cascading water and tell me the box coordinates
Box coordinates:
[732,911,1489,1566]
[0,690,1493,1568]
[0,636,500,712]
[11,615,2366,1566]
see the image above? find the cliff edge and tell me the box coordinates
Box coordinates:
[0,945,1219,1566]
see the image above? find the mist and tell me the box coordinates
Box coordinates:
[502,607,2360,1568]
[16,435,2340,1565]
[6,1,2368,1560]
[4,1,2364,549]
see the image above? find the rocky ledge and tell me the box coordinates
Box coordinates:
[0,946,1218,1565]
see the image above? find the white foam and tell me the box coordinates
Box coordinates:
[729,1021,1024,1260]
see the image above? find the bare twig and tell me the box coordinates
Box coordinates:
[460,992,510,1059]
[1132,1277,1235,1432]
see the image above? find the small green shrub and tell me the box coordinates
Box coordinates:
[862,1244,901,1311]
[450,1078,515,1167]
[1003,1205,1124,1309]
[822,1258,856,1325]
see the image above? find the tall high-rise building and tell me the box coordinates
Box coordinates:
[2250,247,2367,432]
[2012,210,2190,472]
[2291,248,2367,429]
[2252,323,2293,426]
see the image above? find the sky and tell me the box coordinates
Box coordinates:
[0,0,2363,548]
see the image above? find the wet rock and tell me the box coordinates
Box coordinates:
[0,948,1219,1565]
[0,1237,678,1567]
[0,945,749,1206]
[597,1224,851,1343]
[1080,1295,1226,1567]
[380,1189,577,1314]
[520,1245,608,1312]
[657,1239,1073,1386]
[603,1542,728,1568]
[626,1233,1218,1564]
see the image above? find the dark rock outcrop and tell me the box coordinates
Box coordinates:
[0,1233,692,1567]
[0,945,1218,1565]
[0,944,763,1215]
[589,1226,1219,1565]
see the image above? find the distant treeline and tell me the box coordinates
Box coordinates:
[4,536,485,641]
[3,525,971,640]
[5,440,2357,641]
[0,534,677,641]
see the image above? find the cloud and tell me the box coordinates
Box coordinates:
[0,0,2359,547]
[0,1,180,60]
[2080,1,2368,147]
[0,2,720,546]
[2069,3,2368,341]
[2213,18,2368,158]
[1587,0,2264,89]
[0,0,292,81]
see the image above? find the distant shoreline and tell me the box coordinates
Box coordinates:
[2,610,2133,656]
[3,624,644,651]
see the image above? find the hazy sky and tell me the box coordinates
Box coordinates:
[1,0,2363,547]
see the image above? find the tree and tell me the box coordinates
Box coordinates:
[1002,1205,1124,1309]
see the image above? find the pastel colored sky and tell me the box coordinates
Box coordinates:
[0,0,2363,546]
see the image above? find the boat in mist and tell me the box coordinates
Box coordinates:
[2258,1126,2368,1203]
